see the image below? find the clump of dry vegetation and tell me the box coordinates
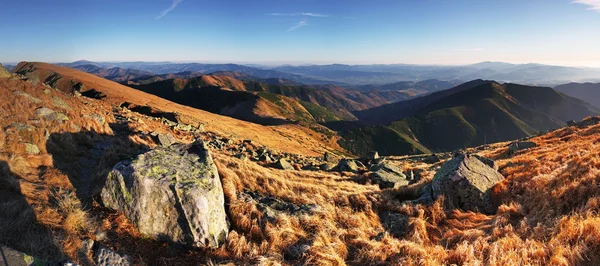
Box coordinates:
[2,73,600,265]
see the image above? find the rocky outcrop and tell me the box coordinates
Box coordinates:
[370,161,410,189]
[431,153,504,213]
[101,140,229,248]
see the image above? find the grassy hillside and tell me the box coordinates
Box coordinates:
[11,62,340,155]
[342,81,598,156]
[554,82,600,108]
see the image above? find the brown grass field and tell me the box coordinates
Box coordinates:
[2,67,600,265]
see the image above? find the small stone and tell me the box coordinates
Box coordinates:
[35,107,69,122]
[94,245,133,266]
[156,133,176,147]
[423,154,440,164]
[508,141,537,155]
[379,211,409,237]
[52,96,71,110]
[320,162,337,171]
[337,159,359,172]
[275,158,294,170]
[84,114,106,125]
[14,90,42,104]
[367,151,380,160]
[25,143,40,155]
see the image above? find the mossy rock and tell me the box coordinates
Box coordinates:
[100,140,229,248]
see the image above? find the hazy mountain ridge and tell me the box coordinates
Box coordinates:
[555,82,600,107]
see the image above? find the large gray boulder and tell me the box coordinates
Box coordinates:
[431,153,504,214]
[101,140,229,248]
[370,161,410,189]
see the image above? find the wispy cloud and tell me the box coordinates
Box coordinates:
[573,0,600,11]
[288,19,308,32]
[268,12,329,17]
[156,0,183,20]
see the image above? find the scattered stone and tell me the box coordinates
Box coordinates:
[14,90,42,104]
[337,158,359,172]
[35,107,69,122]
[95,245,133,266]
[423,153,440,164]
[275,158,294,170]
[84,114,106,125]
[79,238,95,261]
[0,245,32,266]
[5,122,33,132]
[366,151,380,160]
[431,153,504,213]
[473,154,498,170]
[286,241,311,260]
[101,141,229,247]
[156,133,176,147]
[50,96,70,110]
[25,143,40,155]
[240,191,318,220]
[43,89,52,95]
[577,117,600,128]
[320,162,337,171]
[235,153,248,161]
[379,211,409,237]
[508,141,537,154]
[370,162,409,189]
[260,153,274,163]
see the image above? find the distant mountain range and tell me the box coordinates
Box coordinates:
[341,80,599,156]
[555,82,600,108]
[11,61,600,158]
[272,62,600,85]
[53,60,600,86]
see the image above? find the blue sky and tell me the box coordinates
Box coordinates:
[1,0,600,66]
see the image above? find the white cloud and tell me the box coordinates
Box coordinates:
[156,0,184,20]
[573,0,600,11]
[287,20,308,32]
[268,12,329,17]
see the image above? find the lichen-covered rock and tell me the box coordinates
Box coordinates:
[51,96,70,110]
[35,107,68,122]
[337,158,358,172]
[95,245,132,266]
[370,161,409,189]
[431,153,504,213]
[101,140,229,248]
[14,90,41,104]
[25,143,40,155]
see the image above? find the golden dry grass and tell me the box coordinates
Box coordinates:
[3,72,600,265]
